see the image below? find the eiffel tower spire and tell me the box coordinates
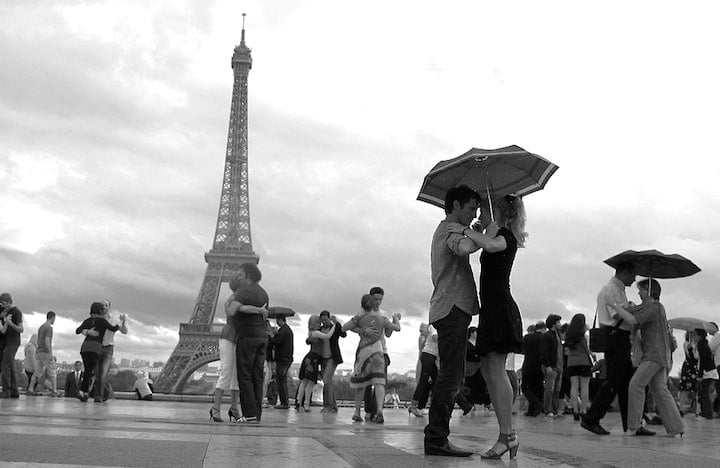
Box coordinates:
[155,18,259,393]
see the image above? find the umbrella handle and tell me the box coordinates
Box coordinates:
[485,172,495,223]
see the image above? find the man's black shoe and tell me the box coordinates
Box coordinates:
[634,427,656,436]
[580,416,610,435]
[424,441,473,457]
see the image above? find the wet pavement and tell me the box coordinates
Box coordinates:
[1,396,719,467]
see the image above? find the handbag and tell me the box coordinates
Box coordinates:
[589,307,624,353]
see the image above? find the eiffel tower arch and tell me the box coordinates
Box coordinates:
[155,22,258,393]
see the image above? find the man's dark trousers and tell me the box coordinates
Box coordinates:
[424,306,470,445]
[275,359,291,407]
[584,328,633,431]
[522,370,544,415]
[236,336,268,420]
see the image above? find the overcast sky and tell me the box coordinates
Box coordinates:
[1,1,719,376]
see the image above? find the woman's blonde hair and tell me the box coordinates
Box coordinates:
[495,195,528,247]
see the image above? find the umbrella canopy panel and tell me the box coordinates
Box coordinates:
[668,317,718,334]
[417,145,559,209]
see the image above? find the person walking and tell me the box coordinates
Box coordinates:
[451,194,527,459]
[678,331,699,416]
[28,311,58,397]
[564,313,593,421]
[271,314,293,409]
[422,186,482,458]
[521,321,546,417]
[610,279,685,436]
[542,314,563,418]
[580,262,636,435]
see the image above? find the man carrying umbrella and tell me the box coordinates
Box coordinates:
[580,262,636,435]
[423,185,481,457]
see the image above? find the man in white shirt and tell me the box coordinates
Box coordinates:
[581,262,636,435]
[92,299,127,401]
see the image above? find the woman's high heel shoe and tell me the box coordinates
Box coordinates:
[209,407,223,422]
[480,432,519,459]
[228,407,241,422]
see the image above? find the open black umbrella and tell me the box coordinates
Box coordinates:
[417,145,559,212]
[603,249,701,279]
[267,306,295,319]
[668,317,717,334]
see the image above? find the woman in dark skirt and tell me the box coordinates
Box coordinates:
[448,194,527,459]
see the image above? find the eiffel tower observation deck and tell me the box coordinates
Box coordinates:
[155,17,258,393]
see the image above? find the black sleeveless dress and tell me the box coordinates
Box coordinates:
[476,227,523,355]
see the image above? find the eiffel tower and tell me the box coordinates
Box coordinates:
[155,18,258,393]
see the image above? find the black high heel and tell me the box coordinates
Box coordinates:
[209,407,223,422]
[228,407,241,422]
[480,432,519,459]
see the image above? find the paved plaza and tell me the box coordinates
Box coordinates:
[1,396,719,468]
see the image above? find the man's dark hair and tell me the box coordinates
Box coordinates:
[46,311,56,320]
[534,320,547,331]
[276,315,286,324]
[0,293,12,304]
[467,326,478,339]
[90,302,104,315]
[546,314,562,329]
[615,261,635,275]
[369,286,384,296]
[444,185,481,215]
[74,360,82,366]
[319,310,330,318]
[239,262,262,283]
[695,328,708,339]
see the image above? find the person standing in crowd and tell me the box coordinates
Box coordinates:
[693,328,717,420]
[65,361,84,398]
[262,319,277,407]
[318,310,345,413]
[580,262,636,435]
[460,326,487,416]
[271,314,293,410]
[708,322,720,417]
[343,294,400,424]
[422,186,481,458]
[451,194,527,459]
[23,334,38,394]
[564,313,593,421]
[408,325,439,417]
[542,314,563,418]
[0,293,24,398]
[133,371,154,401]
[28,311,58,397]
[361,287,401,422]
[610,279,685,436]
[93,300,127,402]
[678,331,699,416]
[228,263,270,424]
[75,302,119,403]
[522,321,547,417]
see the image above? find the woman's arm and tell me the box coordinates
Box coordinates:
[448,222,507,253]
[609,303,638,325]
[310,323,336,339]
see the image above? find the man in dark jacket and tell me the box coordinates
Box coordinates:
[271,315,293,409]
[542,314,563,417]
[521,321,546,416]
[319,310,346,413]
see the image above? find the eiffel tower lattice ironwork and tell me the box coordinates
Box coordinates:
[155,23,258,393]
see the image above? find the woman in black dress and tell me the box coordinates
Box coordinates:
[75,302,119,402]
[448,194,526,459]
